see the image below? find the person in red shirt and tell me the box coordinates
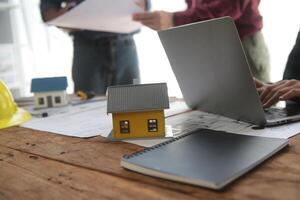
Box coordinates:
[133,0,270,82]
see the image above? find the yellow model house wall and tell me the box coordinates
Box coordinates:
[112,110,165,139]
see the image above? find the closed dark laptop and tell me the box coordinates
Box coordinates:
[121,129,288,189]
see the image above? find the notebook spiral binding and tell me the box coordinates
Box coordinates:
[123,130,197,160]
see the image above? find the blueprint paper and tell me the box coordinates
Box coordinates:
[21,101,189,138]
[21,99,300,147]
[128,110,300,147]
[22,101,111,138]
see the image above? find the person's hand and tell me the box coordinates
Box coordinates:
[43,3,74,22]
[132,11,174,31]
[43,2,79,32]
[254,77,265,89]
[255,78,300,108]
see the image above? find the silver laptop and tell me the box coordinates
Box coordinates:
[158,17,300,127]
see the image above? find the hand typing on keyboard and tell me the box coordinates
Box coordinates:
[254,78,300,108]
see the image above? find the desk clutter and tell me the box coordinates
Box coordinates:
[18,94,300,147]
[11,78,187,144]
[0,76,299,190]
[9,76,300,144]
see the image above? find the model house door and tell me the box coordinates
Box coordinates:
[47,96,53,107]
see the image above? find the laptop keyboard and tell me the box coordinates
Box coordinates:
[264,106,300,120]
[264,108,288,120]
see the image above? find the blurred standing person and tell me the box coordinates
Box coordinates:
[40,0,150,94]
[133,0,270,82]
[255,31,300,108]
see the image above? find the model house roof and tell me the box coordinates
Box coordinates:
[107,83,169,113]
[31,77,68,93]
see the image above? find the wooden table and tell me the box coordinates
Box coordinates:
[0,127,299,200]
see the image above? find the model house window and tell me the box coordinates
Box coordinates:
[38,97,45,105]
[148,119,158,132]
[120,120,130,133]
[55,96,61,104]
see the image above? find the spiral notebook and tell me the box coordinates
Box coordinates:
[121,129,288,189]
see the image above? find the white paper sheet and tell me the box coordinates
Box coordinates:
[48,0,142,33]
[129,110,300,147]
[22,101,112,138]
[165,100,190,117]
[171,110,300,140]
[21,99,300,147]
[21,100,189,138]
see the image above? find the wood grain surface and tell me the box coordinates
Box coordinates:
[0,127,299,200]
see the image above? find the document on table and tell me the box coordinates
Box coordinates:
[22,101,111,138]
[48,0,142,33]
[21,100,190,138]
[21,98,300,147]
[129,110,300,147]
[165,110,300,140]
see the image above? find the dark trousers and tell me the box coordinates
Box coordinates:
[72,34,140,94]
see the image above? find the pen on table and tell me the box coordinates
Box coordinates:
[31,112,48,118]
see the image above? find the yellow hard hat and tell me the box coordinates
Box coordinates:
[0,80,31,129]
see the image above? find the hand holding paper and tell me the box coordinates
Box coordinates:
[48,0,143,33]
[132,11,174,31]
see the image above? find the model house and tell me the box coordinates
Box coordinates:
[31,77,68,109]
[107,83,169,140]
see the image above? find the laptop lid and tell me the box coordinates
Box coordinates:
[158,17,267,127]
